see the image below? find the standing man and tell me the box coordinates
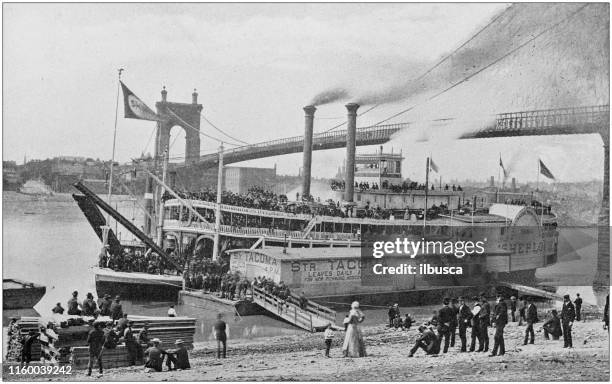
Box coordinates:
[67,291,82,315]
[213,313,228,358]
[20,330,40,368]
[86,322,105,376]
[388,304,397,328]
[124,320,138,366]
[469,297,482,352]
[574,293,583,322]
[489,294,508,357]
[478,294,490,352]
[457,296,473,352]
[82,293,98,317]
[437,298,454,353]
[509,296,517,322]
[518,296,527,326]
[449,298,459,348]
[524,297,538,345]
[110,296,123,320]
[561,294,576,348]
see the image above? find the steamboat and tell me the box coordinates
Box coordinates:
[72,95,558,306]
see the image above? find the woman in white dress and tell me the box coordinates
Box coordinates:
[342,301,366,357]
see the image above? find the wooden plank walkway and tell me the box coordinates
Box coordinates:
[251,286,336,332]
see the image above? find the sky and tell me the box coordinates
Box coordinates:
[3,3,609,183]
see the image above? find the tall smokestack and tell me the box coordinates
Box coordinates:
[490,176,495,187]
[344,103,359,202]
[302,105,316,197]
[512,177,516,192]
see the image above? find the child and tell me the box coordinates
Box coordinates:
[324,323,335,357]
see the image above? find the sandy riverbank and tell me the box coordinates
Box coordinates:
[9,318,607,382]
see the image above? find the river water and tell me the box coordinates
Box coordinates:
[2,192,605,343]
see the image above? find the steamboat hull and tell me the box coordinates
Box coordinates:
[94,267,182,302]
[3,279,46,309]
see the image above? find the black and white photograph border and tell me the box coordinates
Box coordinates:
[1,2,610,382]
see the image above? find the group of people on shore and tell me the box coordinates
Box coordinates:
[402,293,582,358]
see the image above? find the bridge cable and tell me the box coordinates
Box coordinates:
[322,5,512,133]
[372,3,590,126]
[165,107,242,147]
[200,113,250,145]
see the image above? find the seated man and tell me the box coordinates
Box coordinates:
[408,325,440,357]
[543,309,563,340]
[403,314,414,330]
[144,338,168,372]
[166,339,190,370]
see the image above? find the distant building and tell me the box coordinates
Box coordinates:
[172,164,277,193]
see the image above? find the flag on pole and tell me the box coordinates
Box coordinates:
[539,159,556,180]
[430,158,439,173]
[499,156,508,178]
[120,81,161,121]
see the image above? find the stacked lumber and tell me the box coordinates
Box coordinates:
[70,345,143,369]
[129,316,196,349]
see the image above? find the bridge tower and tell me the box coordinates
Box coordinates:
[155,87,203,164]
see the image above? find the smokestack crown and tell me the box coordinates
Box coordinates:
[345,103,360,114]
[303,105,316,116]
[192,88,198,104]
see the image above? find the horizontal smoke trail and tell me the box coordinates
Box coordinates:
[309,88,350,106]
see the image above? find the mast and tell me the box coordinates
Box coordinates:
[156,148,168,247]
[212,143,224,260]
[102,68,123,249]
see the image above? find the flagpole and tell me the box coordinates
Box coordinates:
[424,157,429,230]
[106,68,123,226]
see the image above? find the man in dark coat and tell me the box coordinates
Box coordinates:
[124,321,138,366]
[20,330,40,368]
[110,296,123,320]
[52,302,65,314]
[144,339,168,372]
[478,294,490,352]
[86,322,105,376]
[213,313,228,358]
[449,298,459,348]
[470,297,483,352]
[457,296,473,352]
[543,309,562,340]
[561,294,576,348]
[524,297,538,345]
[67,291,82,315]
[408,325,440,357]
[116,313,129,334]
[489,294,508,356]
[387,304,397,327]
[82,293,98,317]
[166,339,190,370]
[437,298,455,353]
[99,294,112,316]
[103,322,119,350]
[574,293,583,322]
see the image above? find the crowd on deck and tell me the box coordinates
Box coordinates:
[98,248,182,275]
[331,180,463,193]
[163,186,289,211]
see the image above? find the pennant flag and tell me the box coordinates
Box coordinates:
[120,81,161,121]
[539,159,555,180]
[499,156,508,178]
[430,158,439,173]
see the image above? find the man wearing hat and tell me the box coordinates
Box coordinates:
[86,322,105,376]
[543,309,562,340]
[213,313,228,358]
[469,296,483,352]
[436,297,454,353]
[137,322,151,360]
[509,296,517,322]
[478,293,490,352]
[99,294,112,317]
[524,297,538,345]
[489,294,508,357]
[67,291,82,316]
[82,293,98,317]
[124,320,138,366]
[144,338,168,372]
[110,296,123,320]
[561,294,576,348]
[457,296,473,352]
[408,324,440,357]
[166,339,190,370]
[103,321,119,350]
